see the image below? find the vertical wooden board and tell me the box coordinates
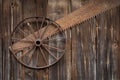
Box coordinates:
[11,0,23,27]
[95,12,107,80]
[72,0,82,11]
[105,10,113,80]
[86,19,96,80]
[22,0,36,18]
[71,27,78,80]
[109,8,117,80]
[101,12,108,80]
[49,63,59,80]
[79,23,86,80]
[89,18,97,80]
[65,30,72,80]
[112,6,120,80]
[95,10,116,80]
[72,0,89,11]
[84,19,91,80]
[0,0,2,79]
[81,21,92,80]
[58,54,67,80]
[95,14,100,80]
[47,0,68,80]
[36,0,48,17]
[89,18,96,80]
[76,25,83,80]
[117,6,120,80]
[2,0,11,80]
[76,23,86,80]
[0,35,2,79]
[10,0,23,80]
[47,0,68,20]
[118,12,120,80]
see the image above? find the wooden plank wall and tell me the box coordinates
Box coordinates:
[0,0,120,80]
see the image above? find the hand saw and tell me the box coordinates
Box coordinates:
[9,0,120,53]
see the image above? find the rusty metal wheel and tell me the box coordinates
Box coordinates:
[10,17,66,69]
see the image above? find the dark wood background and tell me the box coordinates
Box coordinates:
[0,0,120,80]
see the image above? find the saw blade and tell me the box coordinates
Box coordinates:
[9,0,120,52]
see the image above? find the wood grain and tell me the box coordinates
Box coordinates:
[0,0,120,80]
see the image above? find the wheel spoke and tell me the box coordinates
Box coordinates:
[38,17,45,38]
[42,45,58,60]
[13,44,33,55]
[27,23,37,38]
[40,17,45,28]
[27,47,36,64]
[37,48,43,67]
[18,27,34,41]
[36,48,39,67]
[36,18,39,30]
[39,47,48,65]
[36,18,40,38]
[18,46,34,59]
[18,27,28,36]
[40,21,50,39]
[42,44,64,52]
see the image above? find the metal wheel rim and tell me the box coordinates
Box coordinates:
[10,17,66,69]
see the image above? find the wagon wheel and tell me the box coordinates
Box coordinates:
[10,17,66,69]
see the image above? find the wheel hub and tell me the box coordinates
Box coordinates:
[35,40,41,46]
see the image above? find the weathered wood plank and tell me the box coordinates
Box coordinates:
[71,27,78,80]
[72,0,89,11]
[36,0,48,17]
[113,6,120,79]
[47,0,68,80]
[2,0,11,80]
[47,0,68,20]
[65,29,72,80]
[117,6,120,80]
[0,0,2,79]
[10,0,23,80]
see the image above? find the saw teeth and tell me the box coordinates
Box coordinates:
[45,0,120,39]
